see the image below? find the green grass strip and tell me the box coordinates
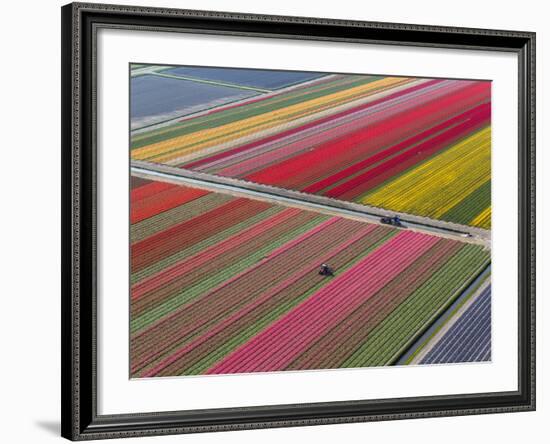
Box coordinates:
[439,179,491,225]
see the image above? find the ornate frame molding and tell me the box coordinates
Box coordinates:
[61,3,535,440]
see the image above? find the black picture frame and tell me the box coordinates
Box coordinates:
[61,2,536,440]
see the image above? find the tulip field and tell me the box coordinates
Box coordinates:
[410,284,492,365]
[129,64,493,378]
[131,65,492,229]
[130,177,490,377]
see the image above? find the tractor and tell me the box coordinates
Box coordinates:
[380,215,403,227]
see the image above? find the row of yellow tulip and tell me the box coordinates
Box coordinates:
[362,127,491,229]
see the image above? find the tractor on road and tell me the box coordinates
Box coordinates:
[380,215,404,227]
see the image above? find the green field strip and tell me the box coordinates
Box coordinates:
[131,215,327,333]
[440,180,491,225]
[182,229,397,375]
[341,245,490,368]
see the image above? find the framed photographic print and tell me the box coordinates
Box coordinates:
[61,2,536,440]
